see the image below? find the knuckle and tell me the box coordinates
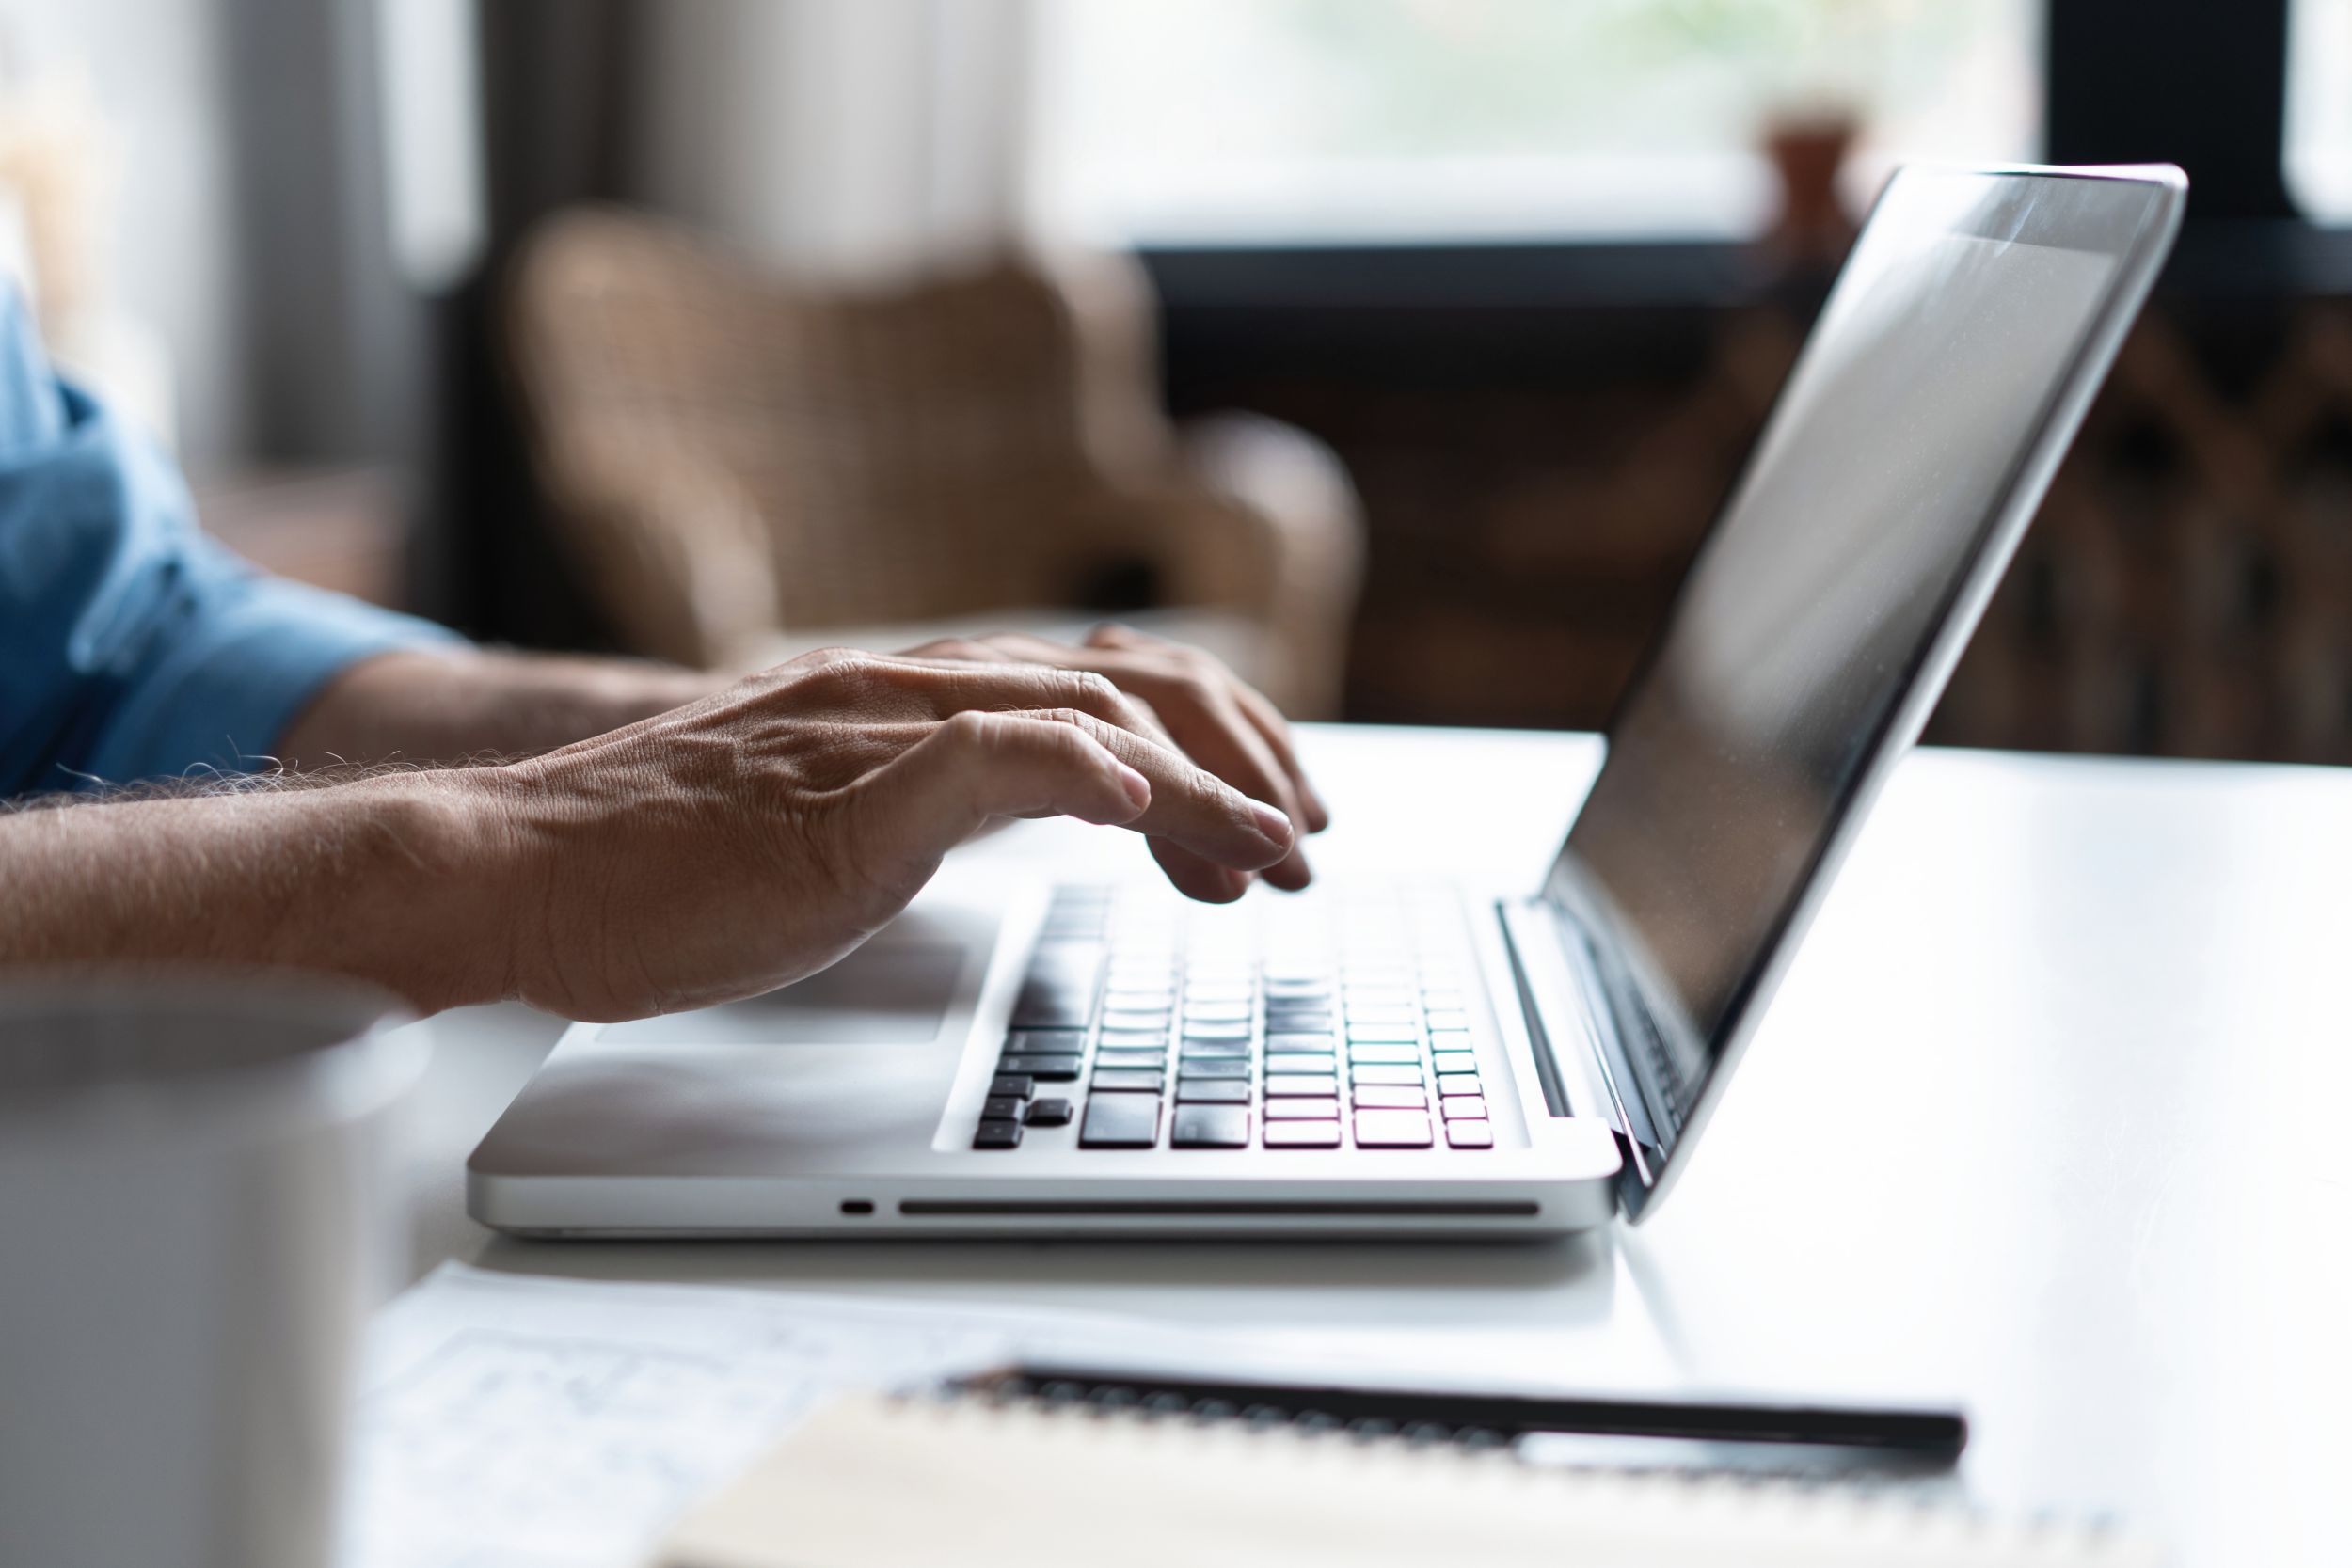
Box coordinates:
[776,645,856,690]
[941,707,999,750]
[1066,670,1121,706]
[1177,669,1224,707]
[1180,644,1230,678]
[803,649,877,691]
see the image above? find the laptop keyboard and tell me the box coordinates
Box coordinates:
[969,884,1497,1153]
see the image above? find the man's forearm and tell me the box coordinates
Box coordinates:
[0,772,528,1013]
[276,647,723,770]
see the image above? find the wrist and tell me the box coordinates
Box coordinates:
[341,768,546,1011]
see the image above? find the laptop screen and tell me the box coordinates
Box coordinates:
[1547,168,2175,1196]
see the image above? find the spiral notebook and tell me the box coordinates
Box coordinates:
[651,1384,2156,1568]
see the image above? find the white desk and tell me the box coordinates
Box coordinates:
[396,725,2352,1566]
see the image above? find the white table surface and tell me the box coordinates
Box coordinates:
[394,724,2352,1566]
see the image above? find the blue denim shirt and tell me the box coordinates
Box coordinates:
[0,291,460,795]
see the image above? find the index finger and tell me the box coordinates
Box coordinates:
[1046,708,1295,872]
[1081,624,1329,832]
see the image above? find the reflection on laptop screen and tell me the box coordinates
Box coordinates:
[1553,170,2153,1127]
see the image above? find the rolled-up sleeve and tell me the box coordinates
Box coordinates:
[0,293,462,796]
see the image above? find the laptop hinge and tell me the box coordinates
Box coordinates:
[1496,898,1661,1206]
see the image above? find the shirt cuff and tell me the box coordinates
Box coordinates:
[82,567,468,784]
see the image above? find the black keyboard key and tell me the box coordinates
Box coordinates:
[1012,995,1092,1030]
[973,1119,1023,1150]
[1176,1079,1251,1103]
[999,1053,1082,1080]
[982,1095,1025,1120]
[1011,944,1104,1027]
[1091,1068,1165,1093]
[1171,1105,1250,1148]
[1008,1029,1085,1055]
[1181,1059,1251,1080]
[990,1073,1034,1100]
[1025,1097,1073,1127]
[1080,1094,1161,1148]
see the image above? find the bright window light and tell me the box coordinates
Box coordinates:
[1029,0,2042,245]
[2289,0,2352,223]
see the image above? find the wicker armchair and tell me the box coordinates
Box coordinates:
[504,208,1363,715]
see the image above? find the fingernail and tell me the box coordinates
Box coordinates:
[1116,763,1152,811]
[1247,800,1294,847]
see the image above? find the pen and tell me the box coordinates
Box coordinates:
[961,1364,1967,1465]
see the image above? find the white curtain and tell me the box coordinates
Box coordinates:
[628,0,1035,285]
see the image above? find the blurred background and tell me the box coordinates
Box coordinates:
[8,0,2351,755]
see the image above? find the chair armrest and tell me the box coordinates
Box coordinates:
[1154,412,1366,718]
[539,434,784,670]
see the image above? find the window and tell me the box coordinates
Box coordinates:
[1029,0,2042,246]
[2289,0,2352,221]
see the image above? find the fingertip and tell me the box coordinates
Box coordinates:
[1262,850,1313,893]
[1115,761,1152,814]
[1152,840,1253,903]
[1245,799,1295,854]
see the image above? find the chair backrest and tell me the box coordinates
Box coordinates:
[506,207,1164,645]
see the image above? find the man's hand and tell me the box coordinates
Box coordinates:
[476,647,1296,1022]
[3,633,1320,1022]
[896,625,1330,901]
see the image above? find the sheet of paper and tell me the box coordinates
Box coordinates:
[339,1264,1279,1568]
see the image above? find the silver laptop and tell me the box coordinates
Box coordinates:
[469,165,2185,1240]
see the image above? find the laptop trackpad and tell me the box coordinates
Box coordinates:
[596,937,966,1047]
